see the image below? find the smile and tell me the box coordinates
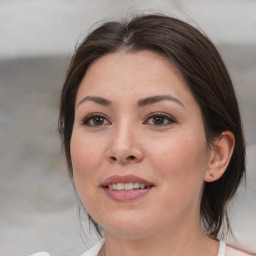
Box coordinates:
[107,183,153,191]
[101,175,154,201]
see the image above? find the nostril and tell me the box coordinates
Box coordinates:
[107,153,139,163]
[110,156,117,161]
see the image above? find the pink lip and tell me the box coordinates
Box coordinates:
[101,175,154,201]
[101,175,153,187]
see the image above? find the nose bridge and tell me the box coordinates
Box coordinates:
[106,117,143,163]
[112,118,134,152]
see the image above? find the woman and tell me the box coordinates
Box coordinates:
[34,14,252,256]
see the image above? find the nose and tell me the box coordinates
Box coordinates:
[106,124,144,165]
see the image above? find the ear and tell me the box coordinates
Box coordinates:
[204,131,235,182]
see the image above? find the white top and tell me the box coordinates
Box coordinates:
[29,253,50,256]
[80,239,226,256]
[30,240,226,256]
[80,240,105,256]
[218,240,226,256]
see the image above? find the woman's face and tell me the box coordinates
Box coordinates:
[71,50,211,239]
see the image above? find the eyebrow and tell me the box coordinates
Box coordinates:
[78,96,111,106]
[137,95,185,109]
[78,94,185,109]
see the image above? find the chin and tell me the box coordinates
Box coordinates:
[104,225,152,241]
[99,215,158,240]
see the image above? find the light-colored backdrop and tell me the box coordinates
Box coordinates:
[0,0,255,255]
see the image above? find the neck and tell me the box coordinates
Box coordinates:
[103,221,219,256]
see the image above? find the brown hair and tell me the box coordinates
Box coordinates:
[58,13,246,238]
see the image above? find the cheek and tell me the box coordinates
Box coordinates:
[70,132,105,202]
[147,133,208,191]
[152,135,206,168]
[71,132,104,175]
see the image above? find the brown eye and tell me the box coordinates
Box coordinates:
[152,116,165,125]
[144,113,175,126]
[92,116,105,125]
[82,114,110,126]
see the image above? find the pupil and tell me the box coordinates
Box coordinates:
[153,116,164,125]
[93,116,104,125]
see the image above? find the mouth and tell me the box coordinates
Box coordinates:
[106,182,154,191]
[101,175,154,201]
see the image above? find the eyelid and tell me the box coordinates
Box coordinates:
[143,112,176,125]
[81,112,111,126]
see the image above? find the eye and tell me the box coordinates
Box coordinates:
[144,112,175,126]
[82,113,111,126]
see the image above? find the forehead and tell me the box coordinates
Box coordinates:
[76,50,192,106]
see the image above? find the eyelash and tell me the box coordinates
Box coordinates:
[81,113,111,127]
[144,112,176,126]
[81,112,176,127]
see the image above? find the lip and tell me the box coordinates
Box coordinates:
[101,175,154,201]
[101,174,153,187]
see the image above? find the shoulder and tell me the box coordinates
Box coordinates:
[226,244,255,256]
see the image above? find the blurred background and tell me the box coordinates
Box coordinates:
[0,0,255,255]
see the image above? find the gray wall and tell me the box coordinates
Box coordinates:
[1,0,256,59]
[0,0,255,255]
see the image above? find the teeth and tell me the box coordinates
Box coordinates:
[107,183,150,191]
[124,183,133,190]
[139,184,145,189]
[117,183,124,190]
[133,183,140,189]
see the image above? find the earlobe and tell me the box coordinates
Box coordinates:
[204,131,235,182]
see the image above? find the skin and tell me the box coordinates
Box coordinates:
[70,50,239,256]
